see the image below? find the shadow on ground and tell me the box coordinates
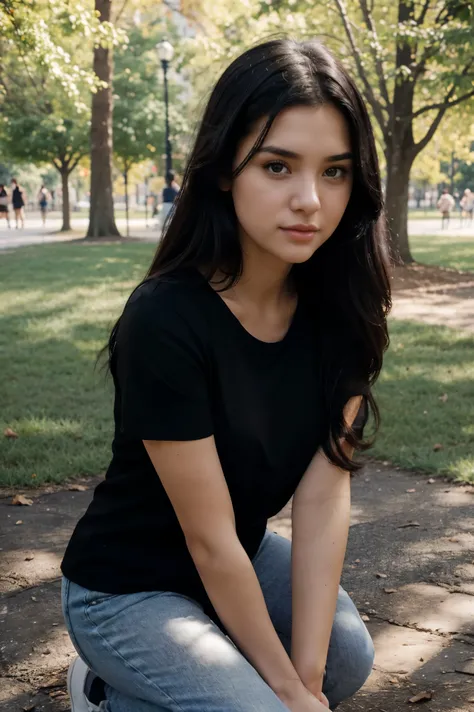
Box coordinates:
[1,465,473,711]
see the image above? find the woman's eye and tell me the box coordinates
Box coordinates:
[265,161,289,175]
[324,167,347,179]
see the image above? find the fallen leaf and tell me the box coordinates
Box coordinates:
[15,520,23,525]
[375,572,388,579]
[22,705,35,712]
[361,614,370,622]
[4,427,19,438]
[68,484,87,492]
[433,443,443,451]
[398,521,420,528]
[11,494,33,506]
[384,588,397,594]
[408,690,433,703]
[406,488,416,493]
[439,393,448,403]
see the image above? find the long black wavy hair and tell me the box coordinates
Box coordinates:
[106,37,392,472]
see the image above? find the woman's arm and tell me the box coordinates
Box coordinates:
[290,396,362,698]
[144,436,327,711]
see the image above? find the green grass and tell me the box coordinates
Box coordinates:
[371,320,474,482]
[0,242,473,487]
[410,233,474,272]
[0,242,156,488]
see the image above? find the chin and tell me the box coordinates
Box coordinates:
[277,245,320,265]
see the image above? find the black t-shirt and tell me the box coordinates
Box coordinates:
[61,270,346,610]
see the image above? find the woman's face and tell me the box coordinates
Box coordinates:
[229,103,353,266]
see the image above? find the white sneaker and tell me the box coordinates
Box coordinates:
[67,656,105,712]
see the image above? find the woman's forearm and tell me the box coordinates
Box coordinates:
[189,535,304,705]
[291,452,351,694]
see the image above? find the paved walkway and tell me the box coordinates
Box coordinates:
[1,464,473,712]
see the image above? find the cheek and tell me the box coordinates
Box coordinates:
[232,171,280,223]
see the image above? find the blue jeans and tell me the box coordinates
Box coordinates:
[62,530,374,711]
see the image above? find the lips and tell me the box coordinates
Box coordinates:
[281,224,319,232]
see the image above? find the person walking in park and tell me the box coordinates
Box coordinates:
[11,177,25,228]
[437,187,455,229]
[61,38,391,712]
[0,184,11,228]
[37,184,50,226]
[157,170,180,232]
[460,188,473,226]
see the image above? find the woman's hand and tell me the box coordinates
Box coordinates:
[280,681,330,712]
[316,691,330,708]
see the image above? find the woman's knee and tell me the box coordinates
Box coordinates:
[325,604,375,706]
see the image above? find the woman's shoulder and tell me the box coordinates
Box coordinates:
[122,269,212,335]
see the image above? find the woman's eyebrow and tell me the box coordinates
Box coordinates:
[257,146,353,161]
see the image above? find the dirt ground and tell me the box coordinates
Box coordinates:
[390,264,474,332]
[1,465,474,712]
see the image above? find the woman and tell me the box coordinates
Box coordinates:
[38,185,50,226]
[0,184,10,228]
[11,178,25,228]
[62,38,391,712]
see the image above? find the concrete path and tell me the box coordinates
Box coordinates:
[1,464,473,712]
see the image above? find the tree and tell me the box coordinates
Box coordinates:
[0,111,89,230]
[87,0,121,238]
[327,0,474,262]
[0,0,110,108]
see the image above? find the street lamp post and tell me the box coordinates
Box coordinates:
[157,39,174,178]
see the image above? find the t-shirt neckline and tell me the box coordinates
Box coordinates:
[195,269,300,346]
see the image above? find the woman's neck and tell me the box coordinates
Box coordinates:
[230,238,292,309]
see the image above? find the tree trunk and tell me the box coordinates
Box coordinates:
[385,144,415,265]
[60,168,71,232]
[86,0,120,238]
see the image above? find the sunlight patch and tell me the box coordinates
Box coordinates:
[166,617,240,665]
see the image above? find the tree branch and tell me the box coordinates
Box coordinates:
[332,0,388,137]
[412,87,474,119]
[358,0,391,107]
[415,0,431,25]
[414,62,474,155]
[52,158,62,171]
[68,153,86,175]
[114,0,130,24]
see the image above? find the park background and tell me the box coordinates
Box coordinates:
[0,2,473,711]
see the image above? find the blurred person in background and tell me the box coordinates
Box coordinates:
[0,184,10,228]
[460,188,473,226]
[37,185,50,226]
[437,187,455,229]
[11,177,25,228]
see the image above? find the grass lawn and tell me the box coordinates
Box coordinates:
[410,233,474,272]
[1,241,473,487]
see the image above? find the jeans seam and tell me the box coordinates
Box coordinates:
[63,578,96,671]
[83,600,185,712]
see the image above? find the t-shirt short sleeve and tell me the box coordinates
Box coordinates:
[116,286,213,441]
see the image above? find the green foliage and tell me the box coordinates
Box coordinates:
[1,113,89,172]
[0,0,126,106]
[113,23,189,173]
